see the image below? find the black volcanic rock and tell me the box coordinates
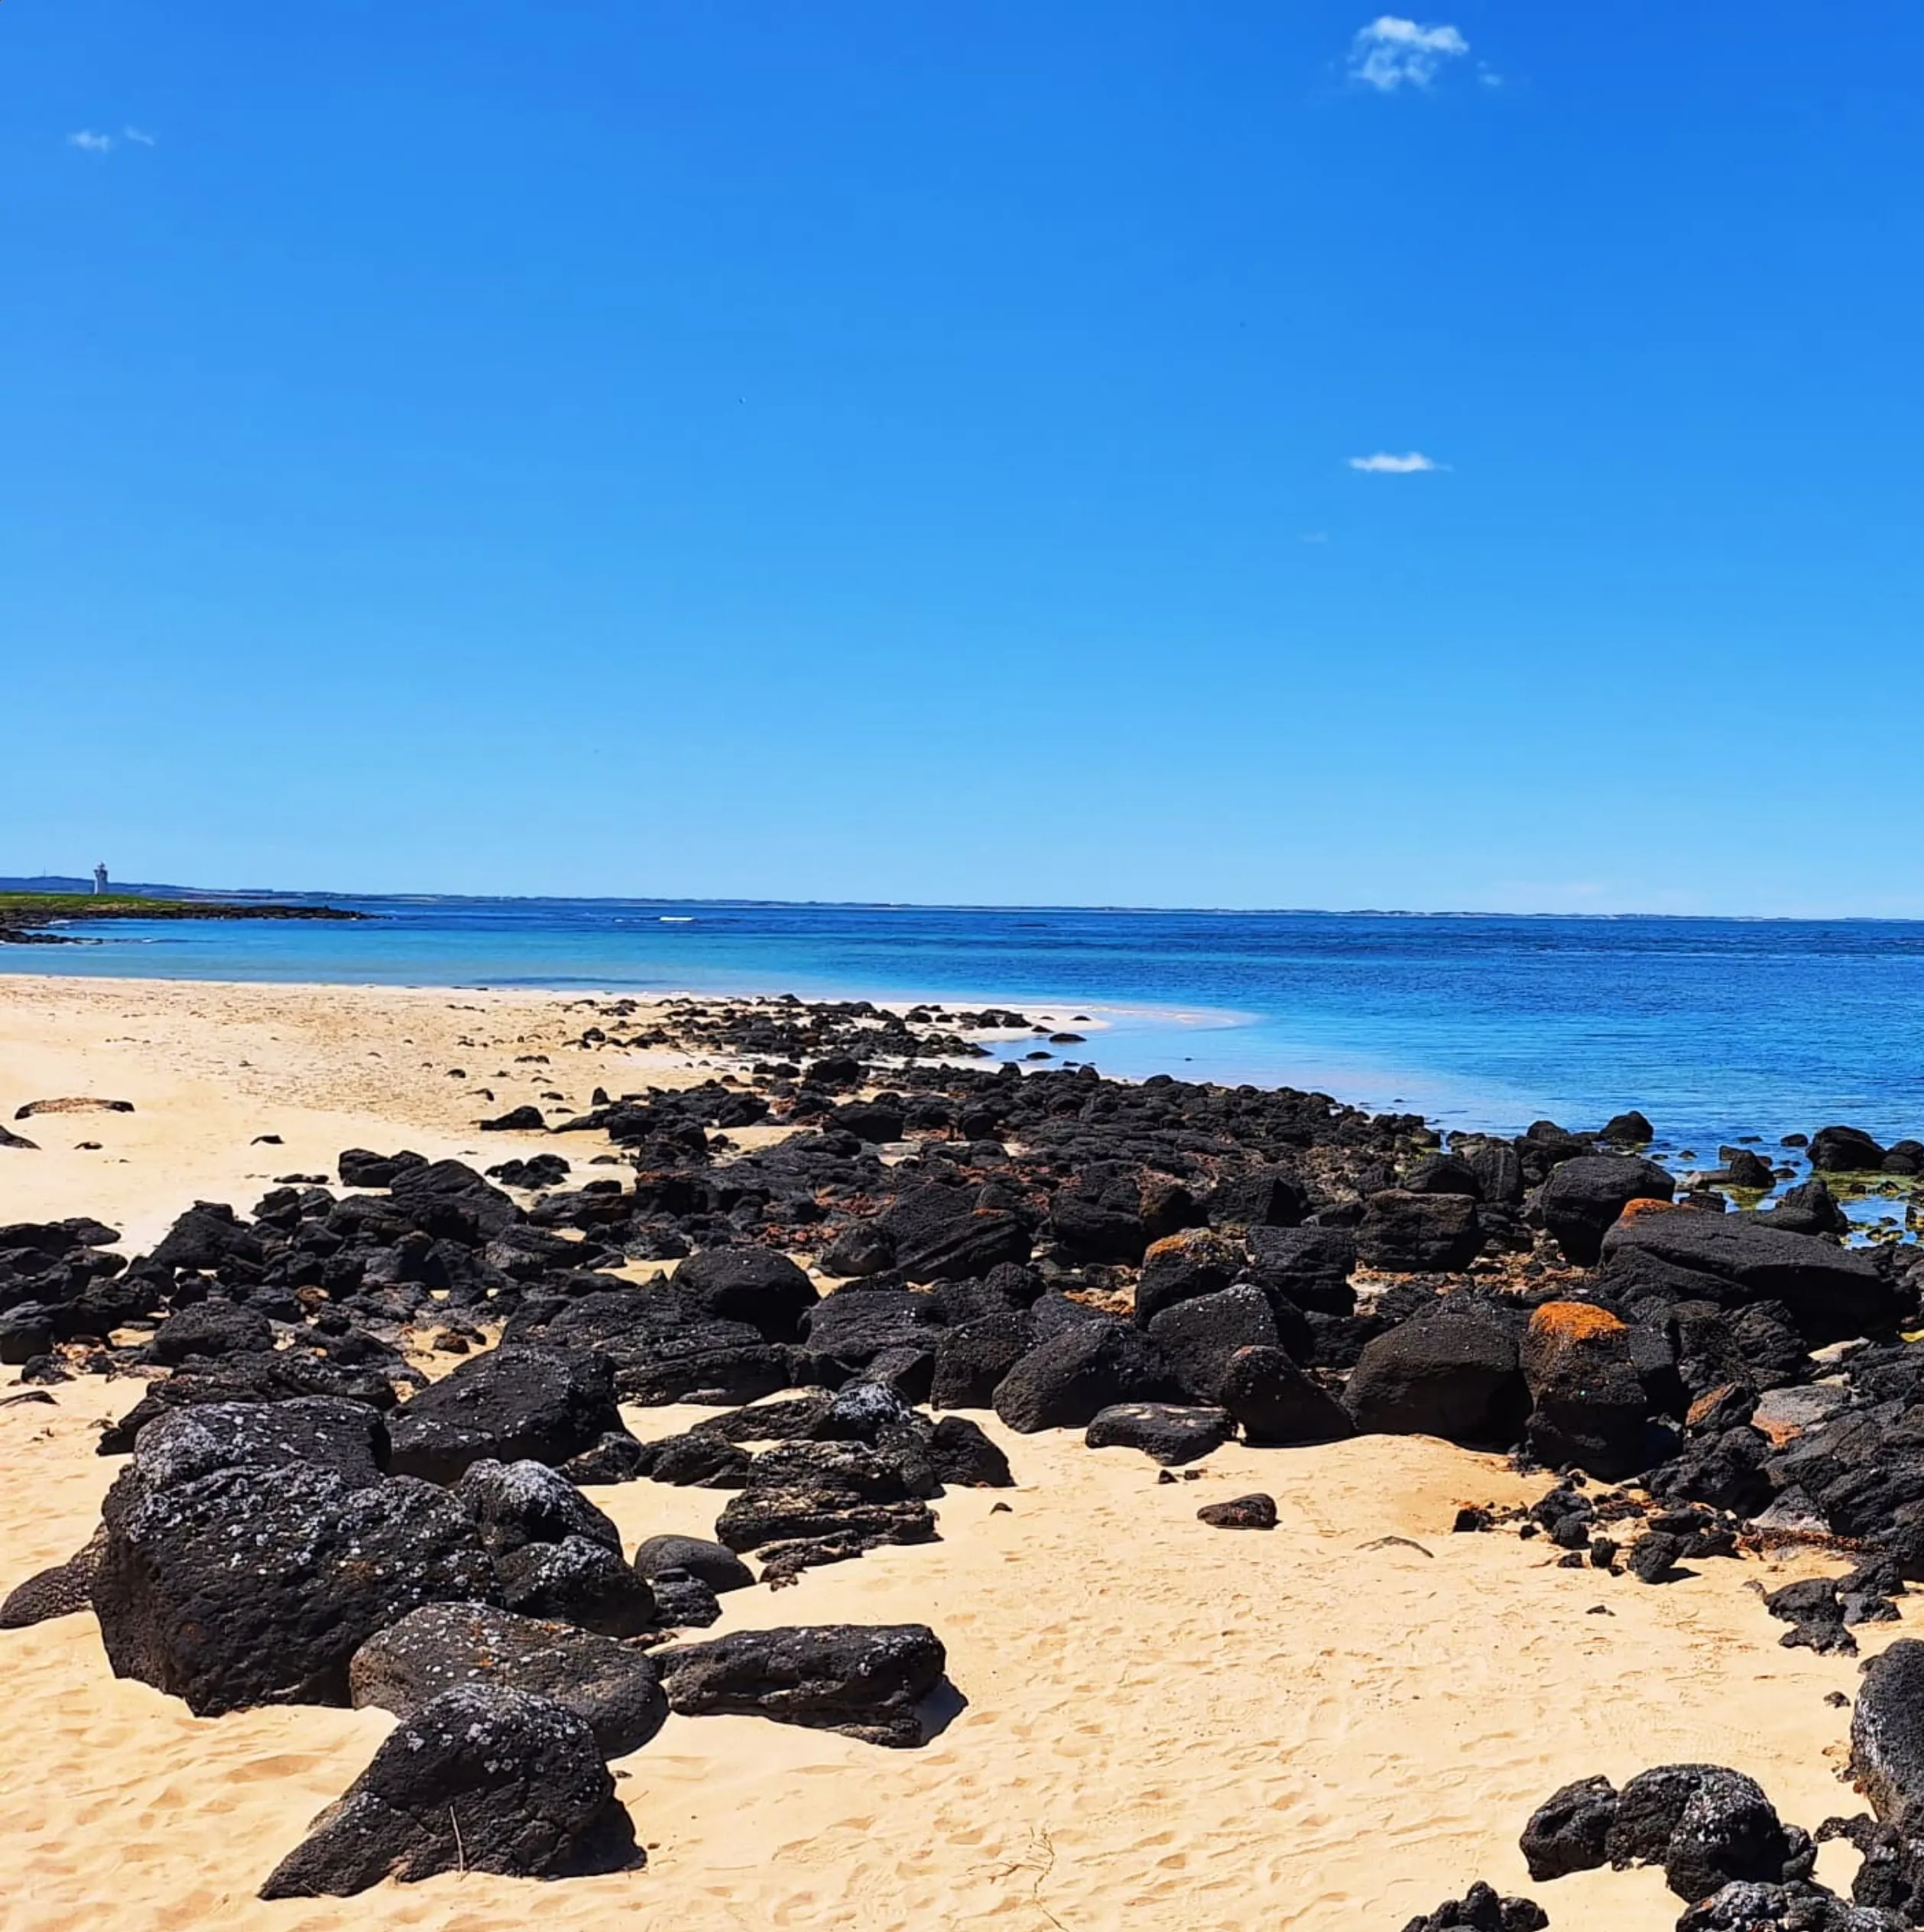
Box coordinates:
[654,1622,946,1748]
[259,1684,634,1896]
[386,1346,628,1483]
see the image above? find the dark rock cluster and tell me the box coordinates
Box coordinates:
[7,996,1924,1909]
[1519,1757,1917,1928]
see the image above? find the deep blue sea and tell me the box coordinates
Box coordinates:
[7,900,1924,1161]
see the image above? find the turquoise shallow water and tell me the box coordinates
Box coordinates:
[7,900,1924,1159]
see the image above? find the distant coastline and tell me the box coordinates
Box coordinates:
[0,893,365,947]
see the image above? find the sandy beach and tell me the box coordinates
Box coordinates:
[0,975,1890,1930]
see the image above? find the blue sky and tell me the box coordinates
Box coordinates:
[5,2,1920,913]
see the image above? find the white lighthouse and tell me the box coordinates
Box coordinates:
[93,862,109,895]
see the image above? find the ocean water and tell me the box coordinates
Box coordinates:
[7,900,1924,1160]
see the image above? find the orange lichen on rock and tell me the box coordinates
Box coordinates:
[1527,1300,1627,1345]
[1616,1196,1682,1227]
[1142,1227,1229,1263]
[1686,1383,1742,1430]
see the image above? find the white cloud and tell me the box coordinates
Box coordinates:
[67,129,115,153]
[1347,452,1447,474]
[122,125,156,146]
[1349,17,1471,91]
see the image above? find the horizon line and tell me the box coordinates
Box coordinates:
[8,876,1924,925]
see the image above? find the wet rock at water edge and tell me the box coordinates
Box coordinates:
[1539,1154,1676,1266]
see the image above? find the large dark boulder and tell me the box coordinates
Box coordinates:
[258,1684,635,1897]
[876,1185,1030,1283]
[1852,1640,1924,1822]
[1658,1767,1814,1903]
[712,1439,939,1558]
[1520,1772,1619,1880]
[1604,1763,1813,1903]
[1462,1140,1527,1204]
[148,1299,274,1364]
[1048,1165,1150,1263]
[148,1202,264,1275]
[495,1535,657,1637]
[930,1311,1033,1410]
[827,1100,904,1144]
[928,1414,1014,1488]
[1218,1345,1355,1446]
[451,1457,621,1558]
[1204,1165,1306,1230]
[634,1427,751,1486]
[94,1459,497,1714]
[1520,1302,1655,1480]
[350,1603,668,1757]
[1760,1178,1851,1240]
[1763,1405,1924,1540]
[1540,1155,1676,1266]
[803,1286,943,1366]
[1246,1225,1358,1318]
[1601,1208,1895,1344]
[537,1290,795,1408]
[1147,1284,1278,1403]
[1356,1191,1481,1273]
[1400,1154,1483,1199]
[383,1159,519,1243]
[1399,1882,1547,1932]
[673,1247,819,1342]
[1344,1302,1527,1448]
[338,1147,427,1188]
[819,1220,897,1278]
[387,1346,628,1482]
[1809,1126,1890,1174]
[632,1534,755,1595]
[1646,1423,1773,1517]
[1133,1229,1243,1327]
[655,1623,946,1747]
[118,1396,390,1489]
[0,1302,57,1363]
[1084,1402,1230,1466]
[991,1321,1179,1434]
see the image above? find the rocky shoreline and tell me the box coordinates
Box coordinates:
[5,988,1924,1925]
[0,894,366,945]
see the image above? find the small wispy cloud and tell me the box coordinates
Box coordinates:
[1349,17,1472,92]
[1347,452,1447,475]
[1298,531,1331,545]
[66,125,156,156]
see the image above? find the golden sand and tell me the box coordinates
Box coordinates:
[0,974,1881,1930]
